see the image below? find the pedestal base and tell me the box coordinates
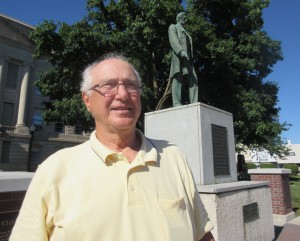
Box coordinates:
[15,125,29,135]
[273,212,296,227]
[199,181,274,241]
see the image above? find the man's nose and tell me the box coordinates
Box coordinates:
[115,84,129,99]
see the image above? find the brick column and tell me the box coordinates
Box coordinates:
[248,168,295,226]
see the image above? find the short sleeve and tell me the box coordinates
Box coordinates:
[9,165,53,241]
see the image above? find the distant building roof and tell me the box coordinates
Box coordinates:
[0,13,35,49]
[278,143,300,164]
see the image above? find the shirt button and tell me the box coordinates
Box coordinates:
[130,185,135,191]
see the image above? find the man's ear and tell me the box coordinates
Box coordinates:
[82,92,92,112]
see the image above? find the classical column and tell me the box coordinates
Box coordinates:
[0,55,4,86]
[16,64,31,129]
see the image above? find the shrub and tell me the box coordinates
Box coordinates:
[260,163,276,168]
[283,163,299,175]
[245,162,257,170]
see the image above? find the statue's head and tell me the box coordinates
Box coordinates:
[176,12,187,25]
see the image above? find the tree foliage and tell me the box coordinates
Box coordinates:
[188,0,290,155]
[30,0,290,156]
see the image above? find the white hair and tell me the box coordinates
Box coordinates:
[80,53,141,96]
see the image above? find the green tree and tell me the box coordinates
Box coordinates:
[31,0,183,130]
[30,0,290,156]
[31,19,109,130]
[186,0,290,156]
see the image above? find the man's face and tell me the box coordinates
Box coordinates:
[82,59,141,133]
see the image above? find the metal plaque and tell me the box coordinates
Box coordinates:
[211,124,230,176]
[243,202,259,223]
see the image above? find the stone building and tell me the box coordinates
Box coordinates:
[0,14,88,171]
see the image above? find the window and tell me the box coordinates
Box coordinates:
[288,152,296,156]
[1,141,11,163]
[34,87,42,96]
[55,122,64,133]
[75,125,83,135]
[33,108,44,129]
[1,102,14,126]
[6,62,19,89]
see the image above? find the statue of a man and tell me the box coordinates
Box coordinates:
[168,12,198,107]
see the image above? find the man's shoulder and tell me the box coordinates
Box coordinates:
[40,140,91,168]
[147,138,184,157]
[147,139,191,177]
[32,141,92,186]
[55,140,90,156]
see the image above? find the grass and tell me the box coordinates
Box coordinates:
[290,175,300,217]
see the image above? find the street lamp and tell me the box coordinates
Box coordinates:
[27,125,35,172]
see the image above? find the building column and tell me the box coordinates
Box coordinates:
[0,55,4,86]
[16,64,31,132]
[0,56,6,128]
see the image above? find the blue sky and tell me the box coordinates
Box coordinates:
[1,0,299,144]
[262,1,300,144]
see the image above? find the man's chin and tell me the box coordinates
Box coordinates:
[111,119,136,130]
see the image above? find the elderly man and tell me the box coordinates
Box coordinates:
[10,53,213,241]
[169,12,198,107]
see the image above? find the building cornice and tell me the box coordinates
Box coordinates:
[0,13,35,30]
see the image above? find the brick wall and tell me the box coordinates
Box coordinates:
[250,173,293,215]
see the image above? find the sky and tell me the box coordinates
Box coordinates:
[262,1,300,144]
[0,0,299,144]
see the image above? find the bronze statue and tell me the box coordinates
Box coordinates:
[168,12,198,107]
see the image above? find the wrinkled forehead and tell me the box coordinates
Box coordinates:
[91,59,138,83]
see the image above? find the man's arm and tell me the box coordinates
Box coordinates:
[9,165,51,241]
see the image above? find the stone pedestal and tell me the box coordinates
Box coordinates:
[145,102,237,186]
[145,103,275,241]
[0,172,34,241]
[249,168,295,226]
[200,181,274,241]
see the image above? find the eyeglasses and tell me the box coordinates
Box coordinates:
[90,80,141,97]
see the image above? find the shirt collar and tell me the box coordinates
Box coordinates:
[89,129,158,165]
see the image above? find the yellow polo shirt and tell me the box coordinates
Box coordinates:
[10,130,212,241]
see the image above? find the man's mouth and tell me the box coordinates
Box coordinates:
[111,106,131,111]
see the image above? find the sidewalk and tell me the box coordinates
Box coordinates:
[275,216,300,241]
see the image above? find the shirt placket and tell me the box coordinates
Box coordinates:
[127,164,144,206]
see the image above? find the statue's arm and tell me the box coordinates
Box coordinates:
[168,25,184,55]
